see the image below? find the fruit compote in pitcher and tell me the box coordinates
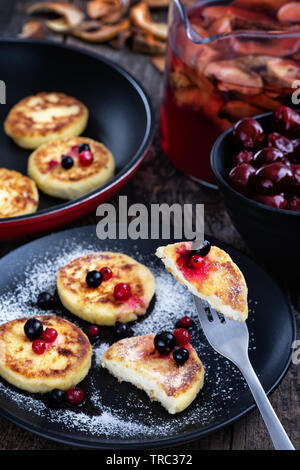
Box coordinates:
[160,0,300,187]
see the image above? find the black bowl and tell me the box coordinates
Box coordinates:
[211,112,300,268]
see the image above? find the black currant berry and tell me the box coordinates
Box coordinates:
[154,331,176,355]
[24,318,43,341]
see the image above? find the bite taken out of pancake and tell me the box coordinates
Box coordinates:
[0,168,39,218]
[28,136,115,200]
[156,241,248,322]
[0,316,92,393]
[4,92,88,149]
[57,252,155,326]
[102,334,205,414]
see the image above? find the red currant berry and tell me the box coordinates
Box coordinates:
[100,267,113,281]
[32,339,46,355]
[65,387,84,405]
[180,316,193,328]
[79,150,93,167]
[88,325,99,337]
[42,328,58,343]
[174,328,191,347]
[114,283,132,301]
[189,254,204,268]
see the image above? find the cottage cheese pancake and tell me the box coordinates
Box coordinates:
[0,168,38,218]
[102,334,204,414]
[156,242,248,321]
[0,316,92,393]
[57,252,155,325]
[28,136,115,200]
[4,92,88,149]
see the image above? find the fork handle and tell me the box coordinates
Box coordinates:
[239,361,294,450]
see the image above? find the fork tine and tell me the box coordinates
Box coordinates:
[194,297,218,331]
[210,307,221,323]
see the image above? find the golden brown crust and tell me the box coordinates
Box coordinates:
[0,316,91,380]
[104,334,202,398]
[59,253,145,308]
[156,242,248,321]
[0,168,38,218]
[4,92,86,138]
[57,252,156,325]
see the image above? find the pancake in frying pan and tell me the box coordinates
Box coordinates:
[28,136,115,200]
[0,168,38,218]
[4,92,88,149]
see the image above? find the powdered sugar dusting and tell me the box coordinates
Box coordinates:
[0,232,258,444]
[94,343,110,366]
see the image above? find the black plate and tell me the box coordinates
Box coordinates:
[0,39,153,220]
[0,226,295,449]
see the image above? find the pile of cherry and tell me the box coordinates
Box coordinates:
[228,106,300,211]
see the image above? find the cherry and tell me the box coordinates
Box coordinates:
[180,316,193,328]
[252,162,293,194]
[42,328,58,343]
[100,267,112,281]
[65,387,84,405]
[233,117,265,150]
[291,139,300,163]
[231,150,253,167]
[253,147,285,167]
[173,328,191,347]
[282,157,292,168]
[87,325,99,337]
[291,164,300,195]
[273,106,300,138]
[114,283,132,301]
[268,132,294,156]
[253,194,288,209]
[288,195,300,211]
[32,339,46,355]
[79,150,93,167]
[228,163,256,196]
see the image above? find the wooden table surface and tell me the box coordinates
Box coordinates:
[0,0,299,451]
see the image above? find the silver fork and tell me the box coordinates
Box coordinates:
[194,296,295,450]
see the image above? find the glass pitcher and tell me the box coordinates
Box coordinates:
[160,0,300,188]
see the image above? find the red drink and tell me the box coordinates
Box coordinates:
[160,0,300,186]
